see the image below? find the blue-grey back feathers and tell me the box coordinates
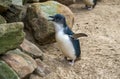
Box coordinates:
[70,38,81,58]
[64,26,81,58]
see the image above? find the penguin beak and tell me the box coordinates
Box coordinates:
[48,16,54,21]
[49,16,54,18]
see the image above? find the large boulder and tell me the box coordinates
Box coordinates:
[2,49,37,79]
[0,22,25,54]
[0,15,6,24]
[0,0,12,13]
[0,60,20,79]
[25,1,74,45]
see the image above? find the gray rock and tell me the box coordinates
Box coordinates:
[2,49,37,79]
[12,0,23,6]
[20,39,43,60]
[0,60,20,79]
[35,59,51,77]
[0,22,25,54]
[29,74,42,79]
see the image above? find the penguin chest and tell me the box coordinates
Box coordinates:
[56,31,76,59]
[83,0,94,6]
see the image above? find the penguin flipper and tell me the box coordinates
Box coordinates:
[70,33,88,39]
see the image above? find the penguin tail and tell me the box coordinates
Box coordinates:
[67,57,81,63]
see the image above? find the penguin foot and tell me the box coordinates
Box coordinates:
[81,6,88,9]
[81,5,93,10]
[87,7,93,10]
[81,7,92,10]
[68,60,75,66]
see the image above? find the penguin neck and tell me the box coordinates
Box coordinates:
[53,22,65,33]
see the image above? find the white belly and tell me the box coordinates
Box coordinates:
[56,31,76,60]
[83,0,94,6]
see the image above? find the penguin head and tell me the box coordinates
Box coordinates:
[49,14,67,26]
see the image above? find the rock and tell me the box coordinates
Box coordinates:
[25,1,74,45]
[0,60,20,79]
[20,39,43,60]
[35,59,51,77]
[0,22,25,54]
[12,0,23,6]
[23,0,39,4]
[0,15,6,24]
[2,49,37,79]
[54,0,75,5]
[2,4,25,23]
[0,0,12,13]
[23,0,75,5]
[29,74,42,79]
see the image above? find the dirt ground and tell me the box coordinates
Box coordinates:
[40,1,120,79]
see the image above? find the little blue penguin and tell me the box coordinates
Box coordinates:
[82,0,98,10]
[49,14,87,65]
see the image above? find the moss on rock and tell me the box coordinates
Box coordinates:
[0,60,20,79]
[0,22,25,54]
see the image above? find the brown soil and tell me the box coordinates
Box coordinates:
[40,1,120,79]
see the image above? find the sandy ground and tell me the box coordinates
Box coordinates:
[40,1,120,79]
